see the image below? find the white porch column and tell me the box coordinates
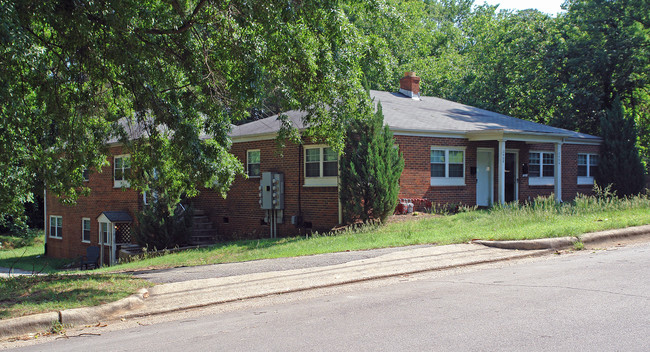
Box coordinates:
[498,140,506,204]
[110,224,116,266]
[554,142,562,202]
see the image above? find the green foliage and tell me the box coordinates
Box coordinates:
[596,97,645,196]
[345,0,650,162]
[340,102,404,223]
[0,229,42,250]
[134,198,193,250]
[1,0,369,219]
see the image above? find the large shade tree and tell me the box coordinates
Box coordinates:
[0,0,371,219]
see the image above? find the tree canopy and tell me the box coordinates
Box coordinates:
[1,0,370,218]
[2,0,649,221]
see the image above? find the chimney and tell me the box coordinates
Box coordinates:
[399,71,420,99]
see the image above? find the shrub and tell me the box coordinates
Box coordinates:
[340,102,404,223]
[134,199,193,250]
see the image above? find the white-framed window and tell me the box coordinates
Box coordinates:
[247,150,261,178]
[578,153,599,185]
[430,147,466,186]
[114,154,131,188]
[304,145,338,187]
[82,218,91,243]
[100,222,111,245]
[529,151,555,186]
[49,215,62,239]
[82,169,90,182]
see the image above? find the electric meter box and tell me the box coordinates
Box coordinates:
[259,172,284,210]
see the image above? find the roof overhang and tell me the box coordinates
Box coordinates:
[97,211,133,223]
[466,130,567,143]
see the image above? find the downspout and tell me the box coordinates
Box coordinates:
[297,143,302,220]
[43,188,47,256]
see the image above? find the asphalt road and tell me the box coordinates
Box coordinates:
[8,241,649,351]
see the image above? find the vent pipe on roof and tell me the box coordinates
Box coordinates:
[399,71,421,100]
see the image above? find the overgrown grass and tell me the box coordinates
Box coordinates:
[0,274,152,319]
[1,192,649,320]
[103,191,650,272]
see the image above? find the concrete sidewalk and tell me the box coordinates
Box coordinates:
[0,267,37,278]
[2,224,650,340]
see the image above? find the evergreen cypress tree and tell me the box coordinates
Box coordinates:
[595,96,645,196]
[340,102,404,223]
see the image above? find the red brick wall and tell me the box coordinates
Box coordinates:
[45,145,141,259]
[191,139,340,240]
[45,135,600,260]
[394,135,599,207]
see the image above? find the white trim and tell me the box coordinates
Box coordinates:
[81,218,91,243]
[528,150,555,186]
[577,153,598,185]
[303,145,338,187]
[578,176,595,185]
[49,215,63,239]
[391,130,466,139]
[232,133,279,143]
[246,149,261,178]
[565,138,602,145]
[113,154,131,188]
[529,177,554,186]
[430,146,466,187]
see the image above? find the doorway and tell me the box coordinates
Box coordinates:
[476,148,494,206]
[505,151,519,203]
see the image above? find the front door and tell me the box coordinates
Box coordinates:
[476,149,494,206]
[505,151,519,203]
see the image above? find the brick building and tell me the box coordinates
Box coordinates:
[45,73,601,262]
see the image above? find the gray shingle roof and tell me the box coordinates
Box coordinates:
[98,211,133,222]
[230,90,600,142]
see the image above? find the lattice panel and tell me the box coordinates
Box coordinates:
[115,223,133,244]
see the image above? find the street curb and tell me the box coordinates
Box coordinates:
[60,288,149,326]
[472,224,650,250]
[121,248,553,320]
[0,288,149,340]
[0,312,59,340]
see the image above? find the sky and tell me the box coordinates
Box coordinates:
[476,0,565,15]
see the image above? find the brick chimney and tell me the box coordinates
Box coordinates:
[399,71,420,99]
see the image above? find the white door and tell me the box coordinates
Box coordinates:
[476,149,494,206]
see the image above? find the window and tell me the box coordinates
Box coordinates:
[529,151,554,186]
[100,222,110,245]
[49,216,62,239]
[578,153,599,184]
[143,190,158,205]
[82,169,89,182]
[114,155,131,188]
[247,150,261,177]
[82,218,91,243]
[304,146,338,187]
[430,147,465,186]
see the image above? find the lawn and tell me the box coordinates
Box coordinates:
[105,192,650,272]
[1,192,649,320]
[0,274,152,320]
